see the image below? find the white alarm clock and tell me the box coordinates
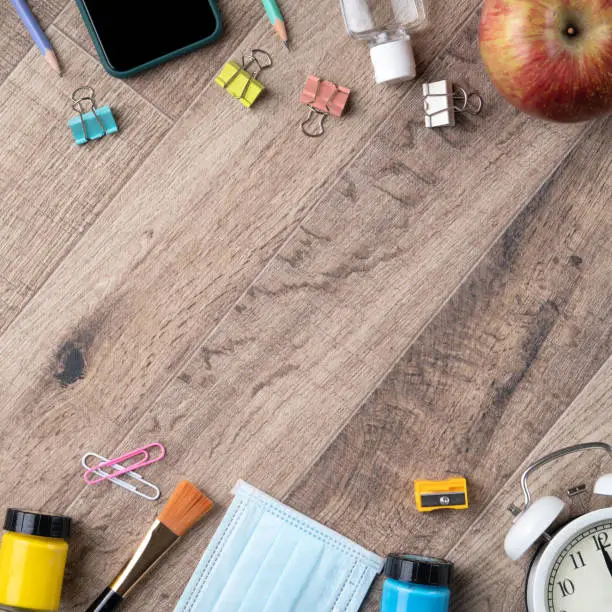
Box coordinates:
[504,442,612,612]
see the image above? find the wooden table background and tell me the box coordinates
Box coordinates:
[0,0,610,609]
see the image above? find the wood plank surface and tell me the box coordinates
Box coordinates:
[0,7,530,519]
[449,356,612,611]
[280,117,611,610]
[44,23,605,612]
[0,0,609,609]
[0,0,67,84]
[54,0,264,119]
[0,29,171,332]
[53,0,484,122]
[0,3,587,502]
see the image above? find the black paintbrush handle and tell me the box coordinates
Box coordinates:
[85,587,123,612]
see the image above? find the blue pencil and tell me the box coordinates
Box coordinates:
[10,0,61,75]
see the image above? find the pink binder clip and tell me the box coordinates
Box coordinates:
[299,75,351,137]
[83,442,166,485]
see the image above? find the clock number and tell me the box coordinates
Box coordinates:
[570,551,586,569]
[593,532,610,550]
[557,579,575,597]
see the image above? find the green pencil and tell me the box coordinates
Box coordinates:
[262,0,289,48]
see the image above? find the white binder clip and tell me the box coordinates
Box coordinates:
[423,80,483,128]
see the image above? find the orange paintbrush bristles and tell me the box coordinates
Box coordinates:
[158,481,214,537]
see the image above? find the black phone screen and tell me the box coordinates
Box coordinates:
[79,1,220,73]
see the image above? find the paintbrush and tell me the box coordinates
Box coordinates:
[85,481,213,612]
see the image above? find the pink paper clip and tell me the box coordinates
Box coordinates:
[299,76,351,137]
[83,442,166,485]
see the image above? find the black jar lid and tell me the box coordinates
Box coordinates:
[384,554,453,587]
[4,509,71,539]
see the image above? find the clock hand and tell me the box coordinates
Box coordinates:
[601,546,612,577]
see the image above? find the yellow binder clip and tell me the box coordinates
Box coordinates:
[414,477,469,512]
[215,49,272,108]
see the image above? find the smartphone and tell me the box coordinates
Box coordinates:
[74,0,223,78]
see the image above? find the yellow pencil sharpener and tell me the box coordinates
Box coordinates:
[215,50,273,109]
[414,477,469,512]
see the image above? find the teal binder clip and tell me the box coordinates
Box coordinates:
[69,86,118,145]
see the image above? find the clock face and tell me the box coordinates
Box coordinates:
[547,520,612,611]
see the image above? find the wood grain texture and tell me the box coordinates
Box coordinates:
[0,0,67,84]
[44,19,604,612]
[0,2,416,514]
[283,118,611,610]
[0,0,608,609]
[0,29,171,332]
[53,0,263,120]
[449,356,612,611]
[0,6,530,523]
[53,0,484,122]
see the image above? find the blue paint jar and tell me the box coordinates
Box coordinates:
[380,554,453,612]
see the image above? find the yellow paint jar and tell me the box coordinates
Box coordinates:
[0,510,71,612]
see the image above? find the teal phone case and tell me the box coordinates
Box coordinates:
[73,0,222,78]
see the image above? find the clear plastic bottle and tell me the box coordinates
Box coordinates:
[340,0,427,84]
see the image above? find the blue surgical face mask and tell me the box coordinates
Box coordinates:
[175,480,384,612]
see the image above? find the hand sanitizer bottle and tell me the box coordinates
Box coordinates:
[340,0,427,84]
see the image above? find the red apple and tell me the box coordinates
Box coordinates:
[479,0,612,122]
